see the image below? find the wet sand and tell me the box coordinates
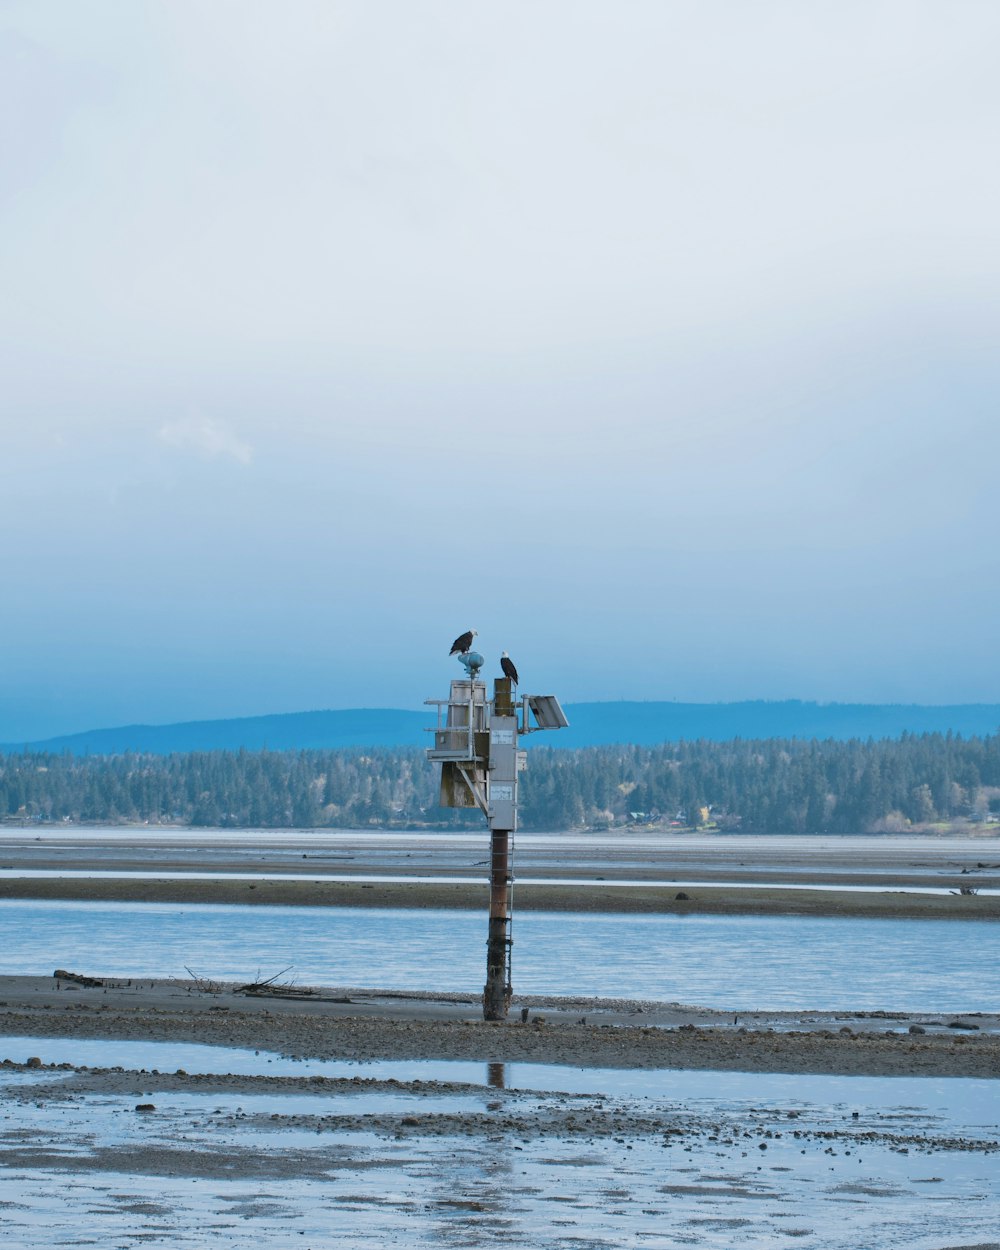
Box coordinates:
[2,832,998,1247]
[3,1044,997,1250]
[3,874,999,918]
[2,989,998,1250]
[3,827,998,917]
[2,976,998,1078]
[2,830,997,1072]
[2,830,998,1073]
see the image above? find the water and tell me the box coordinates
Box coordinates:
[3,1129,996,1250]
[4,868,995,894]
[1,1036,996,1132]
[0,1043,996,1250]
[1,899,996,1010]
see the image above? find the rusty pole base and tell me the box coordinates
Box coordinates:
[483,914,511,1021]
[483,826,511,1021]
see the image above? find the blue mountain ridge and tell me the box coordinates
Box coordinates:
[3,701,1000,755]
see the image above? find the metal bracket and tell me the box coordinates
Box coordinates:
[455,765,489,816]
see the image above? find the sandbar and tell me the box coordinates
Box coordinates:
[2,976,997,1079]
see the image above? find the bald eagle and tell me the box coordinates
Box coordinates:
[500,652,519,686]
[449,629,478,655]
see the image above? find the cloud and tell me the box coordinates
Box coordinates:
[157,418,253,465]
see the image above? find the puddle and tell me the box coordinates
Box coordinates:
[0,1114,996,1249]
[2,1035,997,1136]
[1,1030,997,1248]
[1,1084,489,1120]
[0,1036,313,1078]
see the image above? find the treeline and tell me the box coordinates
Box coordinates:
[3,733,1000,833]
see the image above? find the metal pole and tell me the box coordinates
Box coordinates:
[483,676,516,1021]
[427,671,566,1021]
[483,825,511,1020]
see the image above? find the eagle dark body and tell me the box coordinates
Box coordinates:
[500,653,519,685]
[449,629,477,655]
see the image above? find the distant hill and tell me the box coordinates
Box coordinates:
[555,701,1000,748]
[4,700,1000,756]
[0,708,427,756]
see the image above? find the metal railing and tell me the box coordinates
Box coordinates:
[424,694,489,762]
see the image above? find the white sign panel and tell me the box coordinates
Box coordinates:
[491,729,514,745]
[491,784,513,801]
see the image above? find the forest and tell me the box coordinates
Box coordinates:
[3,732,1000,834]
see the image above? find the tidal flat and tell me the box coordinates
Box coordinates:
[0,830,997,1246]
[0,1006,998,1250]
[3,827,999,919]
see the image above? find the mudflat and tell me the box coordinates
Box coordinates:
[2,975,997,1079]
[1,828,997,1073]
[2,832,998,1248]
[2,872,998,917]
[2,825,999,917]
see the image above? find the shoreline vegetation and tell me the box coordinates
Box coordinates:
[6,732,1000,834]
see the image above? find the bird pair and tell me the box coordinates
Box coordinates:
[449,629,518,686]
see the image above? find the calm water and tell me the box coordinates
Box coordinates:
[0,1036,996,1130]
[1,899,996,1011]
[1,1053,996,1250]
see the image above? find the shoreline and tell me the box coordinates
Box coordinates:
[1,976,998,1079]
[2,874,998,918]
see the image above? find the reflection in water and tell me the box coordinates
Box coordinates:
[473,1065,515,1224]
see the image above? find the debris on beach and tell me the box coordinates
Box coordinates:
[53,969,104,988]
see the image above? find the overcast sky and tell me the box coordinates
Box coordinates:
[3,1,1000,739]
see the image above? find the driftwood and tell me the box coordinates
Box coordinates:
[241,987,322,1000]
[186,965,348,1001]
[184,967,223,994]
[237,967,313,998]
[240,987,353,1002]
[53,969,104,988]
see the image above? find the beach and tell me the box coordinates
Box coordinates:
[2,825,999,918]
[1,829,997,1247]
[2,978,998,1249]
[2,828,999,1069]
[1,974,999,1078]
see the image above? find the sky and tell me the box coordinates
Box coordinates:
[3,1,1000,740]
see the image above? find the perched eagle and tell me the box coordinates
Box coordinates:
[500,652,519,686]
[449,629,478,655]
